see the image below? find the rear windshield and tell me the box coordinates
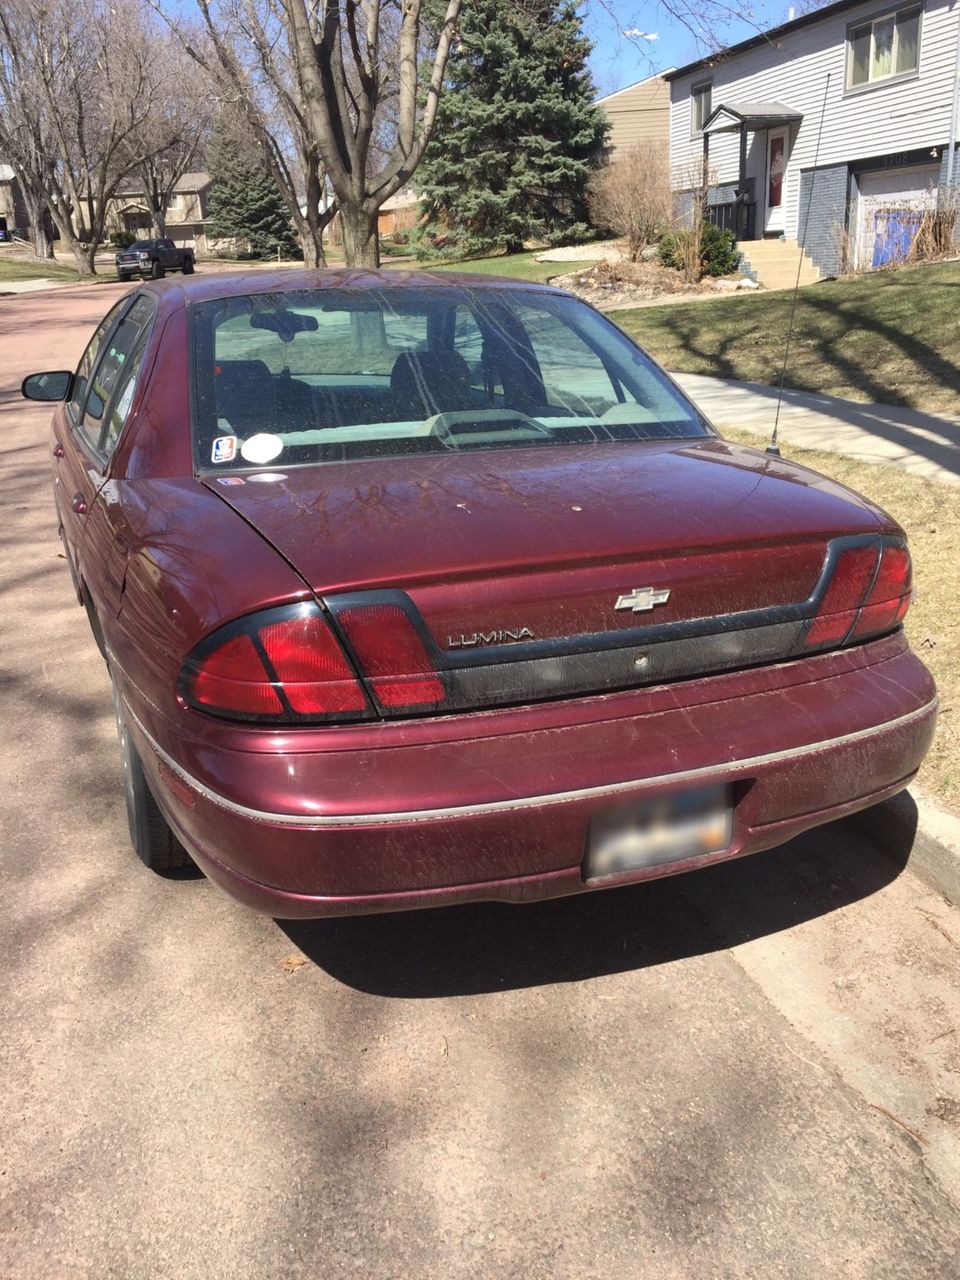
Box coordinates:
[191,285,709,471]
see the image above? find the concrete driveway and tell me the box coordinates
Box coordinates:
[2,281,960,1279]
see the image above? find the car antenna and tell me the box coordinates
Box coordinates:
[768,73,831,457]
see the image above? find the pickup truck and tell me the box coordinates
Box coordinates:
[116,238,195,281]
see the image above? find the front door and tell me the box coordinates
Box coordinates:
[765,129,788,234]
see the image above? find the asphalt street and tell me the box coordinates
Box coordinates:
[2,279,960,1279]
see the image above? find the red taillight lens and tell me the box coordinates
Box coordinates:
[188,633,285,716]
[805,544,880,647]
[258,614,368,713]
[806,539,911,650]
[335,603,445,710]
[181,605,370,722]
[849,544,912,640]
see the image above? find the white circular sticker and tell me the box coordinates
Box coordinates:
[247,472,288,484]
[240,433,284,464]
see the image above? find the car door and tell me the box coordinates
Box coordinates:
[53,297,133,585]
[70,295,159,618]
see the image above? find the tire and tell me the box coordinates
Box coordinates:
[117,271,130,282]
[150,259,165,280]
[181,258,194,275]
[112,682,193,872]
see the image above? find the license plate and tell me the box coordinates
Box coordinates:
[585,784,733,881]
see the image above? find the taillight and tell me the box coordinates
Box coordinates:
[806,538,911,650]
[335,602,444,711]
[849,544,911,640]
[180,598,448,723]
[180,603,371,723]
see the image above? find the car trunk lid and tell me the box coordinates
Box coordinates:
[204,438,893,708]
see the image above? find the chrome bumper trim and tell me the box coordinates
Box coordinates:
[123,698,938,829]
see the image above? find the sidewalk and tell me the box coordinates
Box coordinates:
[673,371,960,488]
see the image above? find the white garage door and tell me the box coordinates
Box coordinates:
[855,164,940,269]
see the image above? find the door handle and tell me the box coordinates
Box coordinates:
[52,443,64,458]
[71,493,87,515]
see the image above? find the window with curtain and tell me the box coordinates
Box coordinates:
[848,5,921,88]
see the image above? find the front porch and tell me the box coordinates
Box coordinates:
[700,100,803,243]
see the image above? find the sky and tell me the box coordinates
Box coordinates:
[582,1,803,96]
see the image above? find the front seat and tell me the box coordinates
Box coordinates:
[390,349,473,419]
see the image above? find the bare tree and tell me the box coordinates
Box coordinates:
[0,0,193,274]
[152,0,334,266]
[0,16,56,259]
[133,39,215,238]
[157,0,462,267]
[588,144,671,261]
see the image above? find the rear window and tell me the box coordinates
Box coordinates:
[191,285,709,471]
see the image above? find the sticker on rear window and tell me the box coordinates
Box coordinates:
[211,435,237,463]
[241,433,283,465]
[216,476,245,486]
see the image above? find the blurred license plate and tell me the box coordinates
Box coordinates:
[585,784,732,881]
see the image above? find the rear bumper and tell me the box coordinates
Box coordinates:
[122,633,937,917]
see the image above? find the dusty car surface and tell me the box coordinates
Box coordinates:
[22,268,936,917]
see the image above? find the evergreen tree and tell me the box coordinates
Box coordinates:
[415,0,608,257]
[206,131,300,259]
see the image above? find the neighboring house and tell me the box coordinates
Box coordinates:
[377,187,419,237]
[108,171,213,253]
[0,163,28,234]
[667,0,960,279]
[596,72,673,161]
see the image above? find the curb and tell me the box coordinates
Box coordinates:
[855,789,960,906]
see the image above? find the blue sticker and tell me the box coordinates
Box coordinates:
[212,435,237,464]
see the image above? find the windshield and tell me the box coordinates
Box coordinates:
[191,285,709,471]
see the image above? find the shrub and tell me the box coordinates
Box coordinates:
[588,144,671,262]
[109,230,137,250]
[658,222,739,280]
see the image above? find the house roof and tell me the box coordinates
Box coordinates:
[665,0,872,81]
[595,70,676,103]
[703,100,803,133]
[113,170,211,198]
[174,171,211,193]
[380,187,418,212]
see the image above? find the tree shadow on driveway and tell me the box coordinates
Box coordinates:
[278,800,917,998]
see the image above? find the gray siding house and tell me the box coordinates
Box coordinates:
[667,0,960,278]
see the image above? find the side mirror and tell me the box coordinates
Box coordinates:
[21,370,73,402]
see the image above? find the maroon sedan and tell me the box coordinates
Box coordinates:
[23,269,936,917]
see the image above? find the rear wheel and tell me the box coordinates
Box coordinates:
[182,258,194,275]
[112,682,192,872]
[117,271,130,282]
[150,260,165,280]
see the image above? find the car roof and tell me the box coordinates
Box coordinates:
[143,266,560,306]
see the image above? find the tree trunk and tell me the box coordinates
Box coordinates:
[60,225,94,277]
[84,240,99,276]
[23,190,53,260]
[340,204,380,267]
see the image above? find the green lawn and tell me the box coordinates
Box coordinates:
[611,259,960,418]
[394,250,594,283]
[0,255,82,283]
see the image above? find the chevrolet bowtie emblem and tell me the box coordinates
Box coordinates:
[615,586,671,613]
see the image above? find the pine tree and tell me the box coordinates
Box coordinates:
[206,131,300,259]
[415,0,609,258]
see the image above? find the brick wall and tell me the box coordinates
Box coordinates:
[797,162,850,277]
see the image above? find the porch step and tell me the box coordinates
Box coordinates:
[738,238,821,290]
